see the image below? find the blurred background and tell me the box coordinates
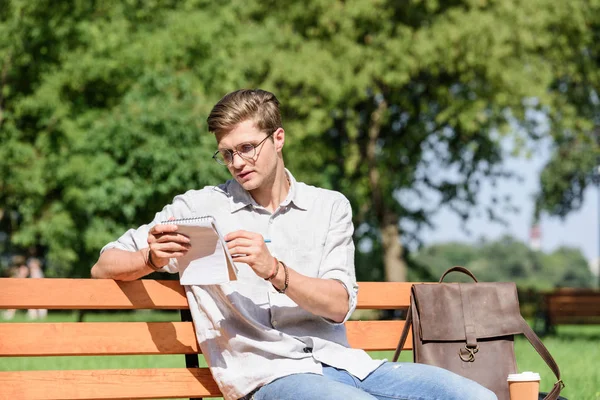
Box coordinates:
[1,1,600,398]
[1,0,599,288]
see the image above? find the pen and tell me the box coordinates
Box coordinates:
[225,239,271,243]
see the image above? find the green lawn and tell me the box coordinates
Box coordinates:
[2,311,598,399]
[376,324,600,400]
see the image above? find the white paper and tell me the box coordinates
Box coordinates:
[162,216,238,285]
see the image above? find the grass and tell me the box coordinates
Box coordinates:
[374,324,600,400]
[2,311,599,399]
[514,324,600,400]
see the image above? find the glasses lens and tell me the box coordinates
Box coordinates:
[214,151,231,165]
[238,143,256,156]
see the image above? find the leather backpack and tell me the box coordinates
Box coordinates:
[393,266,564,400]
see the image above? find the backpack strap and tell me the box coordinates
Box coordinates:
[393,303,412,362]
[439,266,478,283]
[519,317,565,400]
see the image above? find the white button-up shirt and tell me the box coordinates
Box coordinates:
[102,169,384,400]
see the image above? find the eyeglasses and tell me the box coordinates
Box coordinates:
[212,131,275,166]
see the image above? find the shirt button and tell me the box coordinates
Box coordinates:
[272,320,278,327]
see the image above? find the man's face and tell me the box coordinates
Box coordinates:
[215,119,282,192]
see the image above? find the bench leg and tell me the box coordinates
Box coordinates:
[533,308,547,336]
[181,309,203,400]
[542,311,557,336]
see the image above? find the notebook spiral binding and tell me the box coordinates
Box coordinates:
[160,215,215,224]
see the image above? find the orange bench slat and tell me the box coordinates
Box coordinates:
[346,320,411,350]
[0,322,199,356]
[0,320,411,356]
[0,279,414,310]
[0,368,220,400]
[0,278,188,309]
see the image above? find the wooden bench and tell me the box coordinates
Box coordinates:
[0,278,414,400]
[536,288,600,335]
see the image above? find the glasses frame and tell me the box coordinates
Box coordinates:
[212,131,275,166]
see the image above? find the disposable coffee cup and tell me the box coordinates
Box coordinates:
[507,372,540,400]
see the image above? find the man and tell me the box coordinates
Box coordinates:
[3,255,29,320]
[92,89,496,400]
[27,257,47,319]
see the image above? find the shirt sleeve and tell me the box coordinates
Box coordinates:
[318,196,359,324]
[100,191,198,274]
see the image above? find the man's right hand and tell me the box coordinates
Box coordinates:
[147,223,191,268]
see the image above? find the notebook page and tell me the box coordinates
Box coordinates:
[168,218,238,285]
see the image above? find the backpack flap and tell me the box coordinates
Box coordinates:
[413,282,523,341]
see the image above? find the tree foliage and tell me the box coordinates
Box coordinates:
[0,0,237,275]
[534,0,600,218]
[414,235,595,289]
[247,0,600,281]
[0,0,598,279]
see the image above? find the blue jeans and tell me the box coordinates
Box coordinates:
[247,362,498,400]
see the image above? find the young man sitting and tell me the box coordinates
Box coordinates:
[92,89,497,400]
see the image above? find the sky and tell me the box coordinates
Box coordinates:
[422,145,598,267]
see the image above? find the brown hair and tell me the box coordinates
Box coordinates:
[207,89,282,135]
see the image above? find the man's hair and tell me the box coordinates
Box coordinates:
[207,89,282,135]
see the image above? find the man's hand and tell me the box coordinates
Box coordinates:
[225,230,275,279]
[147,222,191,269]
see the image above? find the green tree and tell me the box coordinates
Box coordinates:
[1,0,599,282]
[249,0,599,282]
[539,247,595,288]
[409,241,479,278]
[534,0,600,220]
[0,0,241,275]
[413,235,594,288]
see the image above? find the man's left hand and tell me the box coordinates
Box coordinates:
[224,230,276,280]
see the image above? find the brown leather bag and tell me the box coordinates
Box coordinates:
[393,266,564,400]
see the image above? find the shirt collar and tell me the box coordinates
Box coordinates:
[227,168,308,213]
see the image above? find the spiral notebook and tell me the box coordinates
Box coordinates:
[161,216,238,285]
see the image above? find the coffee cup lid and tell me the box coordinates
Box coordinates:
[507,371,541,382]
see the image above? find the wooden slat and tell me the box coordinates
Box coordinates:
[0,279,188,309]
[550,317,600,327]
[0,322,199,356]
[0,320,411,356]
[0,368,221,400]
[547,293,600,319]
[548,304,600,311]
[549,303,600,311]
[346,320,412,351]
[0,279,414,309]
[547,289,600,296]
[548,294,600,301]
[550,308,600,317]
[356,282,413,309]
[552,317,600,324]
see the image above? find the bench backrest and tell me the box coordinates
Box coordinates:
[0,278,414,400]
[545,288,600,324]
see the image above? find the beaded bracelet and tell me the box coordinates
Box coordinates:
[264,257,280,281]
[273,261,289,294]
